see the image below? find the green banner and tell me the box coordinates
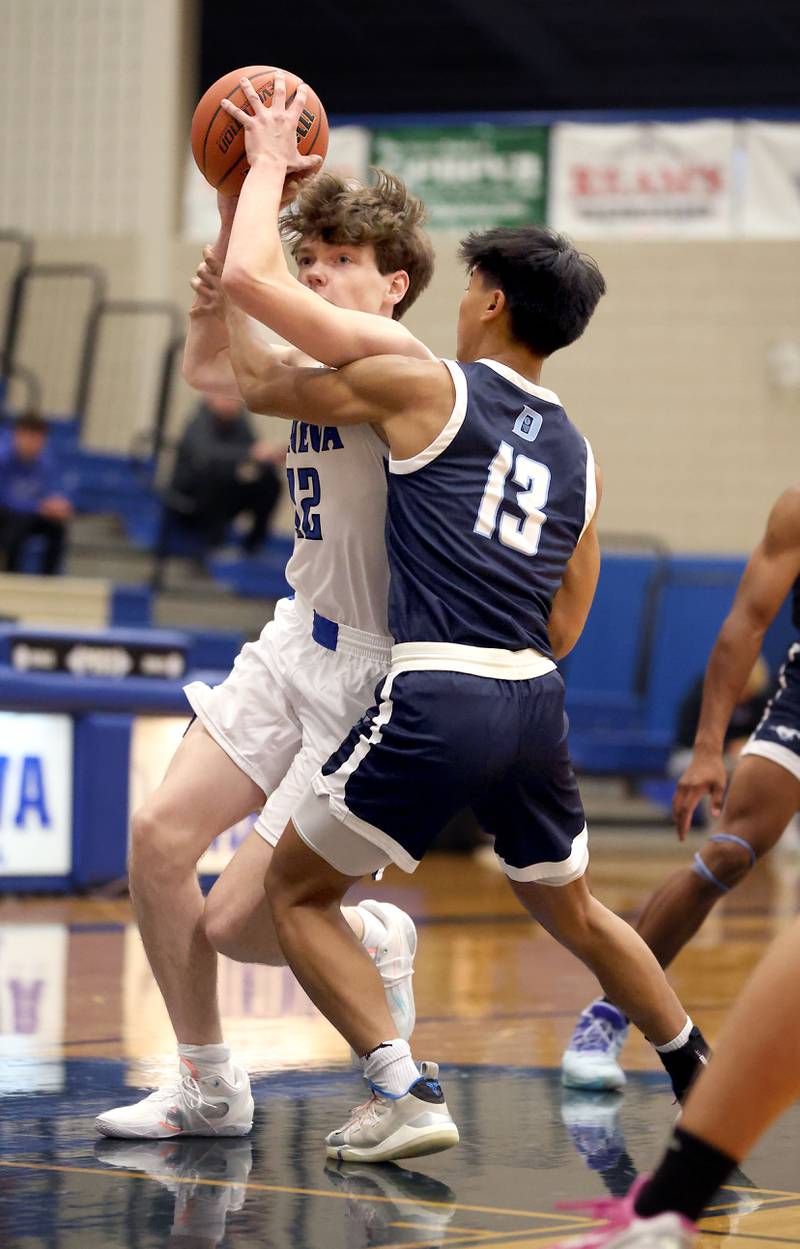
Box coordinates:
[370,125,548,229]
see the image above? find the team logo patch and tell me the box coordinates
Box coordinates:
[774,724,800,743]
[513,406,542,442]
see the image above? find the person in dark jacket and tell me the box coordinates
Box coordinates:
[167,393,283,553]
[669,655,771,779]
[0,412,73,574]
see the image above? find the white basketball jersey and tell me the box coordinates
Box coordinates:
[284,418,391,637]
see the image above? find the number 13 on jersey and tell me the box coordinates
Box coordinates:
[474,440,551,555]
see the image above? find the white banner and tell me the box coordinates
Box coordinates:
[0,713,72,876]
[183,125,371,241]
[740,122,800,237]
[550,122,737,238]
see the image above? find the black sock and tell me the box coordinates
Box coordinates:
[634,1126,738,1222]
[657,1025,710,1101]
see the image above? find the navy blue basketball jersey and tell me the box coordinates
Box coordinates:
[792,575,800,632]
[386,358,595,656]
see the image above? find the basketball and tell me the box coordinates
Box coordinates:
[191,65,329,197]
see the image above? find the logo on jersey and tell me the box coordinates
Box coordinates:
[774,724,800,744]
[289,421,344,454]
[513,406,542,443]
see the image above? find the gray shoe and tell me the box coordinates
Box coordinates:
[326,1062,459,1163]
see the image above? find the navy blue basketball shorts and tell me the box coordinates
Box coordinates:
[741,641,800,783]
[292,663,589,884]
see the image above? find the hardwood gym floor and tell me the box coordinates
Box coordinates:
[1,835,799,1248]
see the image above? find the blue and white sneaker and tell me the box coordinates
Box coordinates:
[562,999,629,1091]
[561,1090,627,1174]
[326,1061,459,1163]
[324,1160,456,1241]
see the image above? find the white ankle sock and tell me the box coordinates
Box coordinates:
[654,1017,693,1052]
[363,1037,419,1097]
[354,904,387,958]
[178,1042,235,1082]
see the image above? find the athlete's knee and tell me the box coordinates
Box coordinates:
[128,798,198,882]
[204,889,282,964]
[518,878,600,955]
[693,831,759,893]
[203,890,246,957]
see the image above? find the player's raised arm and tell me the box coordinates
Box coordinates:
[219,75,433,367]
[227,304,448,431]
[185,236,303,399]
[183,195,243,397]
[548,463,603,659]
[673,485,800,839]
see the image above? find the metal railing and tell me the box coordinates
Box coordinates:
[1,263,106,423]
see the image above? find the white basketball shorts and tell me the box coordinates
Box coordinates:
[183,595,392,846]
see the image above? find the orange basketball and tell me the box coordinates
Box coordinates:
[191,65,329,197]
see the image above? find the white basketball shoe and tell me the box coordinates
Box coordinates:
[545,1178,696,1249]
[95,1057,254,1139]
[326,1061,459,1163]
[562,998,629,1091]
[95,1137,253,1243]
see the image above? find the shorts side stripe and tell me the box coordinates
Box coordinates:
[308,787,420,875]
[740,739,800,783]
[751,641,800,735]
[496,826,589,885]
[320,671,397,802]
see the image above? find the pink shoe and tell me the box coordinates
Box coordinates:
[548,1177,697,1248]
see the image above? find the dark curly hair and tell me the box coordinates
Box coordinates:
[460,226,606,356]
[280,168,434,319]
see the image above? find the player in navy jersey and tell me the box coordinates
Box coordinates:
[220,209,710,1161]
[563,486,800,1092]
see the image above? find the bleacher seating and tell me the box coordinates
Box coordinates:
[3,231,796,788]
[563,552,795,778]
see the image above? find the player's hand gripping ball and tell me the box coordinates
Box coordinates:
[191,65,329,197]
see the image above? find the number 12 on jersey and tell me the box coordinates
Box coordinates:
[474,440,550,555]
[287,466,322,540]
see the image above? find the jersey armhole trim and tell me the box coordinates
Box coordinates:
[389,359,467,476]
[579,437,597,541]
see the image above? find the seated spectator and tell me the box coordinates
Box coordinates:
[166,393,283,555]
[0,412,73,575]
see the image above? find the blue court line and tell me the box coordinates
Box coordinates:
[62,1038,123,1047]
[31,902,794,938]
[411,904,797,927]
[68,922,126,933]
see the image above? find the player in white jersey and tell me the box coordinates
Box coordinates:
[95,92,436,1139]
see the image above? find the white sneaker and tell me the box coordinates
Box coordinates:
[324,1159,456,1241]
[325,1061,459,1163]
[562,999,629,1091]
[360,899,417,1040]
[95,1137,253,1242]
[547,1178,696,1249]
[561,1089,630,1179]
[95,1058,254,1139]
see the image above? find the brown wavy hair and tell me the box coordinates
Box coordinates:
[280,169,434,320]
